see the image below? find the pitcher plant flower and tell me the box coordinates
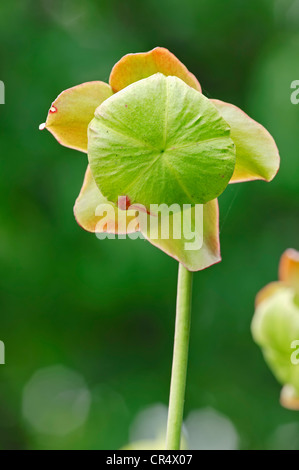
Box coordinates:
[252,249,299,411]
[40,47,280,449]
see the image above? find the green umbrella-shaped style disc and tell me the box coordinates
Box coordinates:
[88,73,236,210]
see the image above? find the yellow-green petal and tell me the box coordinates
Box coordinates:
[74,167,221,271]
[252,287,299,398]
[280,384,299,410]
[41,81,113,153]
[255,281,284,307]
[279,248,299,293]
[211,99,280,183]
[139,199,221,272]
[74,166,139,234]
[109,47,201,93]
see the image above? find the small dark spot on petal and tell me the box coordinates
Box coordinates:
[118,195,131,210]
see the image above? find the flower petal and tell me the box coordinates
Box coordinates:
[279,249,299,292]
[280,384,299,411]
[75,167,220,270]
[252,287,299,399]
[211,99,280,183]
[139,199,221,272]
[109,47,201,93]
[74,166,139,234]
[255,281,284,307]
[41,81,113,153]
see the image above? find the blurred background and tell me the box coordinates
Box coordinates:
[0,0,298,450]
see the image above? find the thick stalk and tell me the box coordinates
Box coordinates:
[166,263,193,450]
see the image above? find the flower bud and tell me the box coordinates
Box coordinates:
[252,249,299,409]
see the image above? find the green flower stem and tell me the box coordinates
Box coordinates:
[166,263,193,450]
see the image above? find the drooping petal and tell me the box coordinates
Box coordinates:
[40,82,113,153]
[138,199,221,272]
[211,99,280,183]
[74,166,139,234]
[280,384,299,411]
[74,166,220,271]
[279,249,299,292]
[109,47,201,93]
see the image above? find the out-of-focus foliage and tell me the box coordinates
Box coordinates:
[0,0,298,450]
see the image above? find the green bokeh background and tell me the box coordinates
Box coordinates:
[0,0,298,450]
